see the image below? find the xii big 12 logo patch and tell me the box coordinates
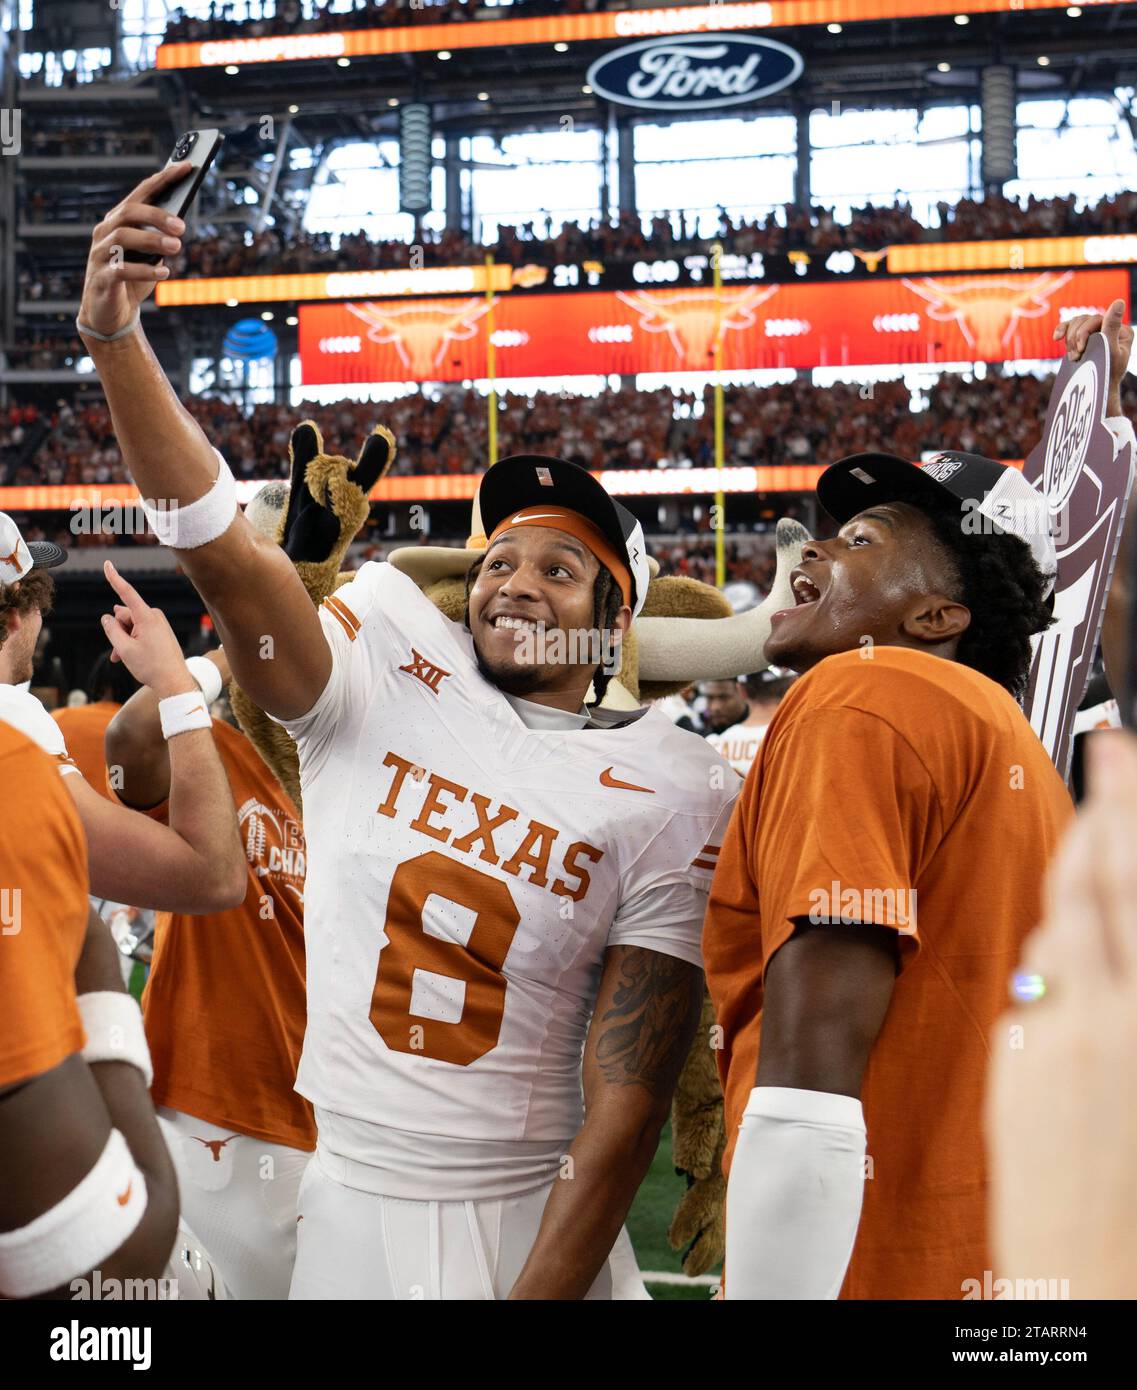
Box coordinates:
[1023,332,1135,779]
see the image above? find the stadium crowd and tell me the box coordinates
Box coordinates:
[17,187,1137,306]
[10,367,1133,578]
[165,190,1137,280]
[14,369,1137,493]
[162,0,605,44]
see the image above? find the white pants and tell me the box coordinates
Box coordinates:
[158,1108,312,1301]
[289,1149,649,1300]
[163,1218,231,1300]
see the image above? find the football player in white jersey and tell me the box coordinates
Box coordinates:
[78,166,741,1297]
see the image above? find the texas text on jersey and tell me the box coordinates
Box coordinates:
[273,561,739,1197]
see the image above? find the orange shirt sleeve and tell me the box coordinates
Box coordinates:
[0,733,91,1088]
[754,705,943,974]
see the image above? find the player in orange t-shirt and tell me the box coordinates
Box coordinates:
[0,724,179,1298]
[704,438,1078,1300]
[106,647,313,1301]
[53,651,139,798]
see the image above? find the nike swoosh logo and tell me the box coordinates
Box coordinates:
[599,767,655,794]
[512,512,569,524]
[117,1182,132,1207]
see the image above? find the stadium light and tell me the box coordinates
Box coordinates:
[388,98,399,107]
[261,312,274,321]
[554,42,569,52]
[226,299,239,307]
[438,50,452,61]
[1067,5,1082,13]
[937,62,951,72]
[337,58,350,67]
[954,13,969,24]
[286,316,298,327]
[224,64,238,74]
[582,84,593,94]
[827,22,841,32]
[1037,55,1051,65]
[477,92,489,102]
[288,104,299,113]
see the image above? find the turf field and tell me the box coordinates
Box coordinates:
[627,1121,721,1301]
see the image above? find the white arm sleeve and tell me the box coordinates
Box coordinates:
[725,1086,866,1301]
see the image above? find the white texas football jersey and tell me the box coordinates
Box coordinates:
[704,721,768,779]
[0,684,80,777]
[274,562,739,1151]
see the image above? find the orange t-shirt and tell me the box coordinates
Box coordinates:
[0,723,90,1087]
[138,718,314,1151]
[53,701,120,800]
[704,647,1074,1300]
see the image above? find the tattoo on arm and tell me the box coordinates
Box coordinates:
[594,948,702,1098]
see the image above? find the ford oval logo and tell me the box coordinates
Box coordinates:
[586,33,803,112]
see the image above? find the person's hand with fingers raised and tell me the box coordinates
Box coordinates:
[1053,296,1135,415]
[100,559,197,699]
[77,163,191,344]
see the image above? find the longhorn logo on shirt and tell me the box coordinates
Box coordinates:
[344,298,491,378]
[616,286,778,367]
[900,271,1073,359]
[236,796,306,903]
[190,1134,241,1162]
[398,648,452,695]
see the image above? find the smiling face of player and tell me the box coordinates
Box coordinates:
[762,501,972,674]
[467,524,632,711]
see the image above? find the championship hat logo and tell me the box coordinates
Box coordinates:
[901,271,1073,359]
[616,286,778,367]
[920,455,965,483]
[345,298,491,378]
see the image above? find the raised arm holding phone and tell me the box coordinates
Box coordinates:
[77,162,332,724]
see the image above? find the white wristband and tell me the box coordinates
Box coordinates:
[185,655,224,706]
[77,990,154,1087]
[138,448,238,550]
[158,689,212,741]
[0,1128,147,1299]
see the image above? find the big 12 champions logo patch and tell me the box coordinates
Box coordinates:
[237,795,306,905]
[1023,331,1135,780]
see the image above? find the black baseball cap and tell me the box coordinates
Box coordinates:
[477,455,652,618]
[817,450,1058,599]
